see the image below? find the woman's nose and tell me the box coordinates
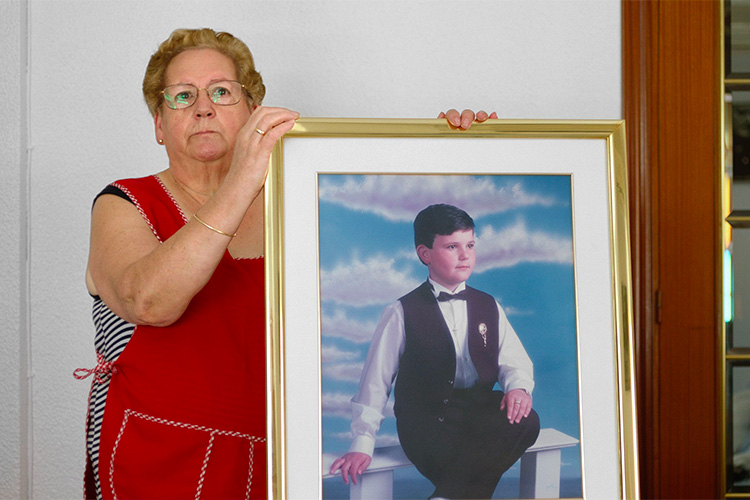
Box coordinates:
[193,89,215,117]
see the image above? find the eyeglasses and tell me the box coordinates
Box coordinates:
[161,80,248,110]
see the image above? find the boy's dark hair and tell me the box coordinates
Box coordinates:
[413,204,475,250]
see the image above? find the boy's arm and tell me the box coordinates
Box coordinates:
[495,301,535,394]
[330,301,405,484]
[495,301,536,423]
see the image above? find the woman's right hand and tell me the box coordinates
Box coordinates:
[328,452,372,485]
[224,106,299,199]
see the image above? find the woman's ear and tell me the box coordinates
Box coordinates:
[154,112,164,145]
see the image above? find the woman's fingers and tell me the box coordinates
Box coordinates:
[439,108,498,130]
[247,106,299,142]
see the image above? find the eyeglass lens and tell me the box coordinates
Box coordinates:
[163,80,244,109]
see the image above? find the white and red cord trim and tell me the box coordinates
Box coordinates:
[75,351,115,500]
[74,352,118,385]
[153,175,189,223]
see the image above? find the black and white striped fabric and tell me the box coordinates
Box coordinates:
[86,297,135,499]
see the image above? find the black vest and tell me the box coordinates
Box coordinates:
[393,282,499,417]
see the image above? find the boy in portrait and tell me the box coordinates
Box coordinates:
[330,203,540,499]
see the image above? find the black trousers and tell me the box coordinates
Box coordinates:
[396,389,540,500]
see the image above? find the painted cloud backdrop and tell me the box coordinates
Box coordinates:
[319,174,581,497]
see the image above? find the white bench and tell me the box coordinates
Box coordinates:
[321,428,579,499]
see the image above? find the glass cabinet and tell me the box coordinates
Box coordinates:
[724,1,750,494]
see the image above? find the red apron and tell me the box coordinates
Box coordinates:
[94,176,267,499]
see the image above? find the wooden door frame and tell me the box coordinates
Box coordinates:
[623,0,721,497]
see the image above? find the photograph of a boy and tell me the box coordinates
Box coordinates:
[329,203,541,499]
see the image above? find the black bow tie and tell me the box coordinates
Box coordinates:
[437,290,467,302]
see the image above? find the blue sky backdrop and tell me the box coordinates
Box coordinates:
[318,174,582,498]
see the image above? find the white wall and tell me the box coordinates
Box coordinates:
[3,0,621,497]
[2,1,27,499]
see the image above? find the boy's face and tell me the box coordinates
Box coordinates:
[417,229,475,291]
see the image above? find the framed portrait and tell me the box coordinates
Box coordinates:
[264,119,638,499]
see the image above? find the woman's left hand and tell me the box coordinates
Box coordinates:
[439,109,498,130]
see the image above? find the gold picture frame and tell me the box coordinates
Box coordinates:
[264,118,638,499]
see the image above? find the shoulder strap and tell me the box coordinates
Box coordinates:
[110,175,186,242]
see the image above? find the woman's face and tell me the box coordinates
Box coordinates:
[154,48,252,166]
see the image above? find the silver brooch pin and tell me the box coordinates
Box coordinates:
[478,323,487,348]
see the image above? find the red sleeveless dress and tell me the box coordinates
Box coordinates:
[93,175,267,499]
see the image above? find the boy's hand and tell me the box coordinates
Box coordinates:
[329,452,372,485]
[500,388,532,424]
[438,109,498,130]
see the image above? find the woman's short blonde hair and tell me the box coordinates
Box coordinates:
[142,28,265,117]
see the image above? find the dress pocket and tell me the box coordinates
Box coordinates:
[107,409,266,500]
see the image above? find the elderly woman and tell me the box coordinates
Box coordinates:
[79,27,492,499]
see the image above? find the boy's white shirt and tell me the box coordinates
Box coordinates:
[348,277,535,457]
